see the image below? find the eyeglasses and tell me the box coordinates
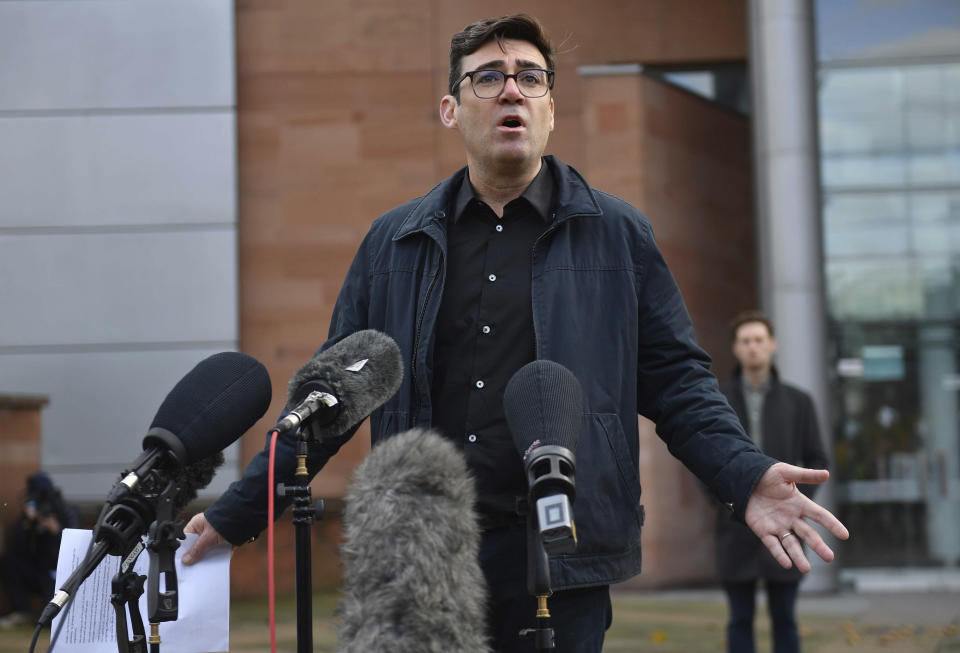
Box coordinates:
[453,68,555,99]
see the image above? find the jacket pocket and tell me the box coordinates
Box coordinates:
[570,412,644,556]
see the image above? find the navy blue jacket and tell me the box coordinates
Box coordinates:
[207,156,775,589]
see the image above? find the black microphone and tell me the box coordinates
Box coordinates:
[40,351,272,627]
[277,329,403,440]
[504,360,583,556]
[336,428,490,653]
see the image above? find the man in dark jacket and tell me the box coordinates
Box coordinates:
[717,310,830,653]
[182,15,848,652]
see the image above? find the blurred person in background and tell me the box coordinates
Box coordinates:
[717,310,830,653]
[0,472,78,629]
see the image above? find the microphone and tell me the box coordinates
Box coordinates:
[504,360,583,556]
[40,351,272,626]
[277,329,403,440]
[336,429,490,653]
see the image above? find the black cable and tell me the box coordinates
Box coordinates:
[45,530,98,653]
[28,624,42,653]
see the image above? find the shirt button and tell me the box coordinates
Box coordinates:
[488,274,497,282]
[475,380,485,389]
[495,224,504,232]
[468,434,478,443]
[481,325,491,334]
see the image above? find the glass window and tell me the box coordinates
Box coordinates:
[817,0,960,63]
[823,193,908,257]
[820,69,904,155]
[819,1,960,572]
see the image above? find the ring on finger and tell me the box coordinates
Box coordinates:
[779,531,796,543]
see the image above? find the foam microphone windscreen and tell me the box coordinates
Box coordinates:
[286,330,403,442]
[504,360,583,456]
[170,451,225,516]
[148,352,272,464]
[336,429,490,653]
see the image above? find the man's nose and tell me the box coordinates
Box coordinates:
[499,75,524,102]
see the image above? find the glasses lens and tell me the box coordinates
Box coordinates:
[472,71,505,98]
[517,70,549,97]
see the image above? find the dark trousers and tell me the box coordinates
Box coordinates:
[0,553,54,614]
[480,520,612,652]
[724,580,800,653]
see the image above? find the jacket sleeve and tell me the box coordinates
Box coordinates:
[634,219,776,520]
[205,232,374,545]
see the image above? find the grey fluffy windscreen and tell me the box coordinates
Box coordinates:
[503,360,583,453]
[170,451,225,517]
[286,330,403,441]
[336,429,490,653]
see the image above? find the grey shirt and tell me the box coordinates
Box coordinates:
[741,375,770,449]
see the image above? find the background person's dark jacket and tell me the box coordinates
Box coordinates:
[717,366,829,583]
[208,156,776,589]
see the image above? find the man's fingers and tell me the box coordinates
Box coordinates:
[182,513,216,565]
[182,533,213,565]
[762,533,795,570]
[803,500,850,541]
[779,463,829,486]
[781,532,811,573]
[793,520,835,564]
[183,513,206,535]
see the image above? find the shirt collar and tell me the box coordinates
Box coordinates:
[452,158,555,224]
[741,374,771,395]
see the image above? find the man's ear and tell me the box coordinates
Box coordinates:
[439,94,459,129]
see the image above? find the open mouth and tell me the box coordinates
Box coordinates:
[500,117,523,128]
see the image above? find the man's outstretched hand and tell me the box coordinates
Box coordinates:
[744,462,850,573]
[182,512,228,565]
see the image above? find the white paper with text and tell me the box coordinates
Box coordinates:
[52,528,230,653]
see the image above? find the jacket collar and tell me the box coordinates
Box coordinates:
[392,155,602,241]
[731,364,782,392]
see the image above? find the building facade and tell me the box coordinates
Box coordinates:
[816,0,960,570]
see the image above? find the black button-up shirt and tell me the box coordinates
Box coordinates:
[431,160,555,520]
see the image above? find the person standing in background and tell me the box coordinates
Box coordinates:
[0,472,78,629]
[717,310,830,653]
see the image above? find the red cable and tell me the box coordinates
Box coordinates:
[267,428,279,653]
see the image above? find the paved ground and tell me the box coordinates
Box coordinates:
[2,588,958,651]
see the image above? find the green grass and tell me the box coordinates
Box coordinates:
[2,591,958,652]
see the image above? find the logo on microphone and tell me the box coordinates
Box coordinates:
[345,358,368,372]
[522,439,542,462]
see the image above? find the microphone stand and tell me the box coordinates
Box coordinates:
[277,431,325,653]
[521,515,556,651]
[110,541,148,653]
[145,479,186,653]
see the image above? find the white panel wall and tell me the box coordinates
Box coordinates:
[0,0,241,501]
[0,114,236,227]
[0,1,233,110]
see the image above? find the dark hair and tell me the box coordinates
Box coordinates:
[730,310,774,341]
[448,14,555,100]
[25,471,66,519]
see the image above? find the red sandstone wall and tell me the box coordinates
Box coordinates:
[581,73,755,588]
[0,395,48,611]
